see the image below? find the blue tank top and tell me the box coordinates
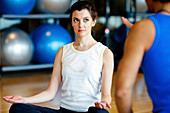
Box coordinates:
[141,13,170,113]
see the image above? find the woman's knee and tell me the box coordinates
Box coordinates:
[9,103,33,113]
[9,103,24,113]
[88,107,109,113]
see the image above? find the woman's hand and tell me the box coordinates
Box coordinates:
[3,96,25,104]
[95,101,111,109]
[121,17,133,29]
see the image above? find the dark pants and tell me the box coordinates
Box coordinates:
[9,103,109,113]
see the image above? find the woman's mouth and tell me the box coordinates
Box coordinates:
[78,30,85,32]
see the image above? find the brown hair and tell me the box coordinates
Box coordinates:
[69,1,98,21]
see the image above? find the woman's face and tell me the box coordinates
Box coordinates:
[71,9,96,38]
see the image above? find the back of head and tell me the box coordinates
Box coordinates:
[69,1,98,21]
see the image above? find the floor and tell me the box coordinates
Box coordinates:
[0,69,153,113]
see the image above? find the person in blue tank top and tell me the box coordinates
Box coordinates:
[3,1,114,113]
[115,0,170,113]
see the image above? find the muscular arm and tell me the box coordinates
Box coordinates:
[115,19,155,113]
[4,47,63,104]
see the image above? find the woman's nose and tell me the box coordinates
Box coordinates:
[79,20,84,27]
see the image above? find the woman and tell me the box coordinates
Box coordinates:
[3,1,114,113]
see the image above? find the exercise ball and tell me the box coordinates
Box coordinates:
[112,24,127,45]
[42,0,72,14]
[33,0,50,14]
[0,0,36,14]
[2,28,34,66]
[31,24,72,63]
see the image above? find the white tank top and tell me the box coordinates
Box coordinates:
[61,42,107,112]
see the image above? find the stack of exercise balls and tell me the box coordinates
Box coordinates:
[0,0,73,66]
[0,0,72,14]
[31,24,72,63]
[1,24,72,65]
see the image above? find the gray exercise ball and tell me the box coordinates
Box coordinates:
[2,28,34,66]
[42,0,72,14]
[33,0,50,13]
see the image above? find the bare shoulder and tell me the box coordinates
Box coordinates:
[103,48,114,61]
[54,47,63,63]
[132,18,155,38]
[57,47,63,56]
[58,47,63,54]
[104,48,113,56]
[132,18,155,31]
[126,18,155,51]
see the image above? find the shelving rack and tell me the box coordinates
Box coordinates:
[0,14,71,73]
[1,0,144,73]
[1,64,53,72]
[1,14,70,19]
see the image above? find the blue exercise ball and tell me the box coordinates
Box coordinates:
[0,0,36,14]
[31,24,72,63]
[2,28,34,66]
[113,24,127,44]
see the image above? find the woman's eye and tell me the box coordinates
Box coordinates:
[73,19,78,22]
[84,19,89,22]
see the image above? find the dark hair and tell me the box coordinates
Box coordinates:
[69,1,98,21]
[153,0,170,2]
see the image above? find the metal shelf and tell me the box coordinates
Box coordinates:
[1,14,70,19]
[1,64,53,72]
[0,14,70,72]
